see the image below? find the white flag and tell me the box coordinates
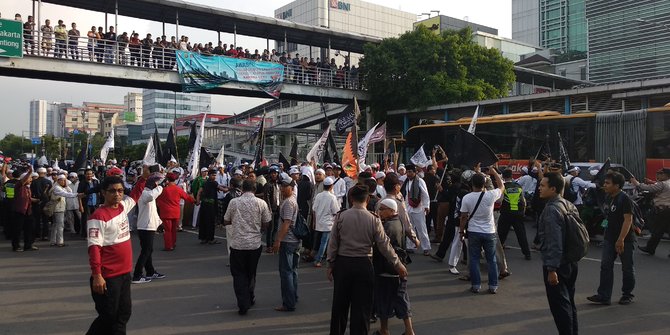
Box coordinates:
[52,159,59,170]
[306,126,331,163]
[410,144,432,168]
[215,143,225,166]
[143,135,156,165]
[368,122,386,144]
[100,128,115,163]
[358,122,379,164]
[187,113,207,179]
[37,155,48,166]
[467,105,479,134]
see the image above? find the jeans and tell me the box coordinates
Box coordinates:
[597,239,635,300]
[278,241,300,310]
[265,211,279,248]
[314,231,330,263]
[468,232,498,290]
[133,230,156,280]
[87,273,131,335]
[544,263,579,335]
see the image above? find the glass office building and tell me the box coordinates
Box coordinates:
[141,89,211,140]
[587,0,670,83]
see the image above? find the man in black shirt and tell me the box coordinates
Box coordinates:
[423,165,440,239]
[587,171,636,305]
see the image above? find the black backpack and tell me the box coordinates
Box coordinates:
[291,212,310,240]
[552,200,589,263]
[563,176,579,203]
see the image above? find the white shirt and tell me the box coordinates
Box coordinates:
[376,185,387,199]
[136,186,164,231]
[332,177,347,204]
[224,192,272,250]
[567,175,597,206]
[216,172,230,199]
[312,191,340,232]
[460,189,503,234]
[404,177,430,214]
[516,174,536,194]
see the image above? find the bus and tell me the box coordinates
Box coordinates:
[404,107,670,180]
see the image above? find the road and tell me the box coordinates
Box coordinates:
[1,224,669,335]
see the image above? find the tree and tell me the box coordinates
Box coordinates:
[0,134,34,157]
[360,26,516,119]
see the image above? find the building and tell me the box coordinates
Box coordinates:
[274,0,416,64]
[115,122,143,146]
[141,89,211,140]
[586,0,670,83]
[29,100,48,137]
[82,102,126,138]
[123,92,143,123]
[512,0,586,63]
[414,15,498,35]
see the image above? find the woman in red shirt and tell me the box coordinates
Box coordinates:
[156,172,195,251]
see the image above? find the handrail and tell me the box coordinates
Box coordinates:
[20,28,363,90]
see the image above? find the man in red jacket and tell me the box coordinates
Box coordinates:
[86,169,145,335]
[157,172,195,251]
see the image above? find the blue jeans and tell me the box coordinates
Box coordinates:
[597,239,635,300]
[314,231,330,263]
[279,241,300,310]
[468,232,498,290]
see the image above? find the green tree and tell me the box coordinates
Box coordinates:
[0,134,34,157]
[360,26,516,119]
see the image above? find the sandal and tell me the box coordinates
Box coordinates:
[274,306,294,312]
[209,240,221,245]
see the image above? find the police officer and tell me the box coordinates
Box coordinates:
[327,184,408,335]
[632,168,670,257]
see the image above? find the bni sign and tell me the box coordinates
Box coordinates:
[0,18,23,58]
[330,0,351,11]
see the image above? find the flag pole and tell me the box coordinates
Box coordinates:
[433,145,448,201]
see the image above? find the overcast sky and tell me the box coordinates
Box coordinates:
[0,0,512,137]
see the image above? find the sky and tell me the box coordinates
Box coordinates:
[0,0,512,137]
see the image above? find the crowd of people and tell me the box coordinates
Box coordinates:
[10,12,360,89]
[2,141,669,335]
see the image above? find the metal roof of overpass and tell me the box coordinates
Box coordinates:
[41,0,382,54]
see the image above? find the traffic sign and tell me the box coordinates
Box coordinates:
[0,18,23,58]
[31,137,41,145]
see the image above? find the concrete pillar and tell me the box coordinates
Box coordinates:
[564,96,571,115]
[444,110,449,121]
[502,103,509,115]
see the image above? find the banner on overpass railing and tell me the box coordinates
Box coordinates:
[175,50,284,98]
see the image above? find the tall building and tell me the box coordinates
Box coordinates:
[586,0,670,83]
[274,0,416,64]
[512,0,586,62]
[29,100,48,137]
[123,92,143,123]
[141,89,211,140]
[84,102,126,138]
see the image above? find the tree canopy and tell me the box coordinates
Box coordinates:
[360,26,516,118]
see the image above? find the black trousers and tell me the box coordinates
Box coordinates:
[10,212,34,250]
[330,256,375,335]
[33,207,49,240]
[497,212,531,256]
[198,202,216,241]
[87,273,132,335]
[425,202,438,235]
[544,263,578,335]
[644,208,670,253]
[133,230,155,279]
[229,246,262,311]
[435,221,457,259]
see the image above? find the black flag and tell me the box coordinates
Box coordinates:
[448,127,499,169]
[557,132,571,172]
[335,104,356,134]
[186,121,197,149]
[327,130,340,166]
[289,137,298,166]
[153,126,164,165]
[162,126,178,165]
[278,152,291,170]
[252,114,266,167]
[595,158,611,185]
[73,146,87,171]
[199,147,214,169]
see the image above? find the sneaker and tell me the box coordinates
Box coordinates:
[470,287,480,294]
[587,294,611,305]
[618,295,634,305]
[638,246,654,255]
[131,277,152,284]
[26,246,39,251]
[499,271,511,280]
[13,248,24,252]
[150,272,166,280]
[488,288,497,294]
[448,267,460,275]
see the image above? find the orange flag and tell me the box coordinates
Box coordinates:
[342,129,359,178]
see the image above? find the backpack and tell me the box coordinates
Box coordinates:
[291,212,310,240]
[42,188,58,217]
[563,176,579,203]
[552,200,589,263]
[614,192,646,236]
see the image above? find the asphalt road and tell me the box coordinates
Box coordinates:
[1,224,669,335]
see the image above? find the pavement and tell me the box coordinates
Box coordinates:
[1,224,669,335]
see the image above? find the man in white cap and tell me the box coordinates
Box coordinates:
[313,168,326,195]
[397,165,407,183]
[66,172,82,234]
[565,166,596,207]
[311,176,340,267]
[516,166,537,202]
[331,165,347,207]
[375,171,387,199]
[32,166,53,241]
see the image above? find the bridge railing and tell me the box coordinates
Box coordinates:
[21,29,363,90]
